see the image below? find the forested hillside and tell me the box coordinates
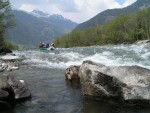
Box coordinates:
[75,0,150,30]
[54,9,150,48]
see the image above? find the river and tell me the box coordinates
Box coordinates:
[1,44,150,113]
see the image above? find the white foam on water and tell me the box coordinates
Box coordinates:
[15,44,150,69]
[141,52,150,59]
[22,51,85,68]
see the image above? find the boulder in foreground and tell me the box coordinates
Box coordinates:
[0,75,31,110]
[77,60,150,106]
[7,75,31,100]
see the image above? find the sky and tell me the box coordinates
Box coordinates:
[9,0,137,23]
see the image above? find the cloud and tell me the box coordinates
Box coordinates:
[122,0,137,7]
[47,0,79,12]
[19,4,37,12]
[10,0,137,23]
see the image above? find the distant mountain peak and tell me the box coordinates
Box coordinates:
[29,9,77,24]
[31,10,71,22]
[31,9,50,18]
[49,14,71,22]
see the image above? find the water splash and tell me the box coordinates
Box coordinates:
[14,44,150,69]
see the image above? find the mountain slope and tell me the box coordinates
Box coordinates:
[6,10,78,48]
[75,0,150,30]
[54,9,150,47]
[40,14,77,33]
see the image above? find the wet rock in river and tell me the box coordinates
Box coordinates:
[0,53,25,72]
[66,60,150,106]
[65,65,80,87]
[7,75,31,100]
[0,61,19,72]
[135,39,150,44]
[0,62,8,72]
[79,60,150,106]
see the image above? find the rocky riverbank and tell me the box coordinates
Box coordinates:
[65,60,150,106]
[0,54,31,110]
[0,48,12,55]
[0,54,26,72]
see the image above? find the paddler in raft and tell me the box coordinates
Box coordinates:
[39,42,45,48]
[39,42,55,50]
[51,42,55,48]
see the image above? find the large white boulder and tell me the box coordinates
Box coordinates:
[79,60,150,105]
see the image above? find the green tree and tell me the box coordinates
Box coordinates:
[0,0,15,49]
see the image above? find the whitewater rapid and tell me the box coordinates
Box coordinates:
[14,44,150,69]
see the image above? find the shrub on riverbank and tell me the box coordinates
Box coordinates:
[3,40,19,50]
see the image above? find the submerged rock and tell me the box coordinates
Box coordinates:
[78,60,150,106]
